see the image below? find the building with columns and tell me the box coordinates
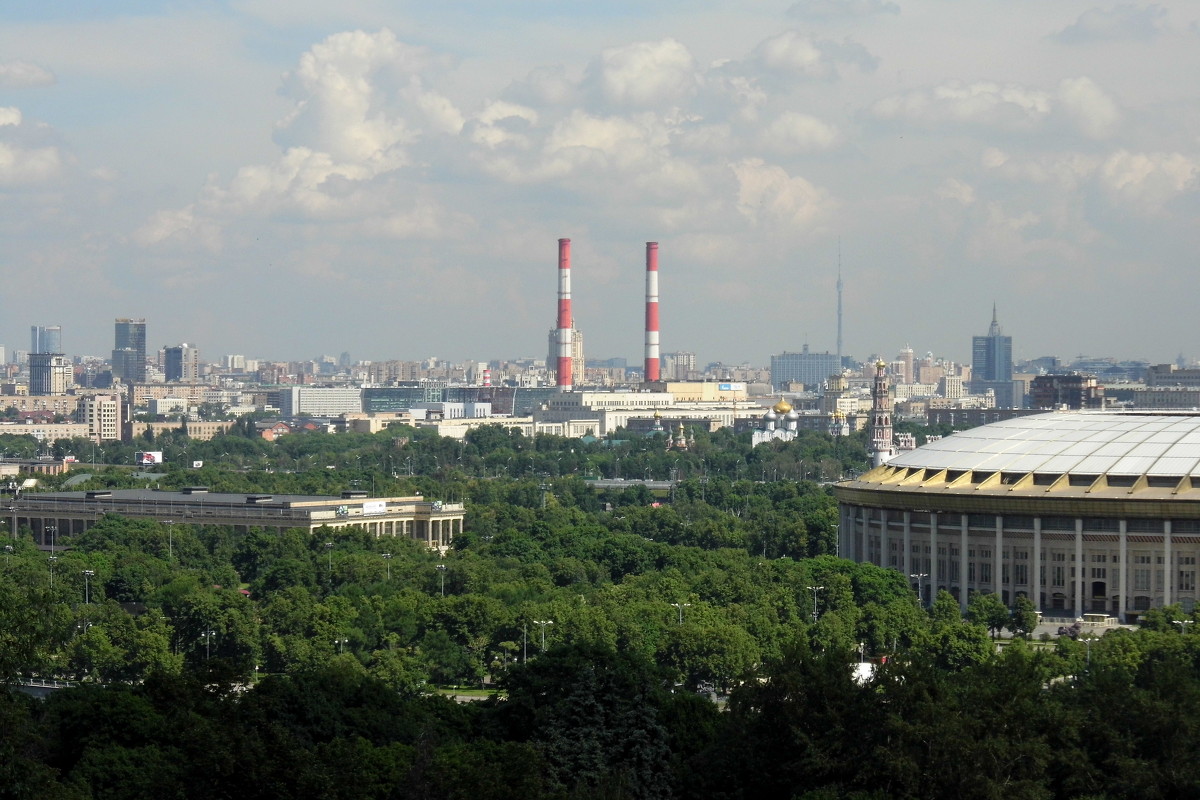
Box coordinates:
[8,488,464,553]
[834,412,1200,621]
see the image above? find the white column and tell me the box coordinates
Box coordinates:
[854,506,864,563]
[1165,520,1173,607]
[930,512,939,601]
[994,516,1003,600]
[880,509,889,569]
[1033,517,1042,613]
[1119,519,1128,622]
[959,515,969,612]
[903,511,912,580]
[1074,518,1084,616]
[838,506,850,559]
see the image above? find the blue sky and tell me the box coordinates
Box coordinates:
[1,1,1198,366]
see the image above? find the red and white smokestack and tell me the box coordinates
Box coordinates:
[482,368,491,388]
[556,238,573,391]
[644,241,660,382]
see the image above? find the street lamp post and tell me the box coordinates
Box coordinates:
[3,544,11,568]
[670,602,691,625]
[437,564,447,597]
[164,519,174,560]
[82,569,95,605]
[325,541,333,573]
[46,525,56,554]
[48,555,57,590]
[382,553,392,580]
[910,572,929,607]
[533,619,554,651]
[807,585,824,625]
[334,637,348,654]
[202,630,216,659]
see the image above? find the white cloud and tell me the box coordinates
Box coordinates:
[751,30,877,80]
[504,65,578,108]
[1054,4,1167,44]
[872,81,1052,130]
[980,148,1099,190]
[540,110,666,177]
[275,28,457,166]
[0,141,61,185]
[730,158,832,228]
[466,101,538,149]
[1057,76,1121,139]
[761,111,840,152]
[584,38,698,109]
[1100,150,1198,211]
[787,0,900,20]
[0,106,63,185]
[937,178,975,205]
[132,206,222,251]
[0,60,55,88]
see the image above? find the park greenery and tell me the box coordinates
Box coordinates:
[3,421,1200,797]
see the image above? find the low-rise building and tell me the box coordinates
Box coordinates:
[8,488,465,552]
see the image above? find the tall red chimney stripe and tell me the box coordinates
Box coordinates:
[644,241,660,382]
[556,238,573,390]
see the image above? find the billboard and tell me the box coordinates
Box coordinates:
[135,451,163,466]
[362,500,387,516]
[718,383,746,391]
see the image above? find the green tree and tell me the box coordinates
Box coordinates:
[1008,595,1040,639]
[967,592,1010,638]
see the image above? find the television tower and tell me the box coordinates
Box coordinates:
[836,240,843,370]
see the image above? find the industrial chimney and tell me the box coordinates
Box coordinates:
[556,238,573,391]
[644,242,660,382]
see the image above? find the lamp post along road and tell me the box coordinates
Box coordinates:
[382,553,392,580]
[910,572,929,608]
[48,555,57,590]
[437,564,447,597]
[82,570,95,605]
[671,602,691,625]
[533,619,554,651]
[807,586,824,625]
[202,630,216,659]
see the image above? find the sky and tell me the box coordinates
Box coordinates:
[1,1,1198,368]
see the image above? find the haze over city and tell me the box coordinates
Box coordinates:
[1,1,1198,364]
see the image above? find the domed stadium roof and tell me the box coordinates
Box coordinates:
[890,412,1200,478]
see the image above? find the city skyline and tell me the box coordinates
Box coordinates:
[1,2,1197,364]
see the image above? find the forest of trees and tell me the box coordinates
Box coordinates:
[3,422,1200,797]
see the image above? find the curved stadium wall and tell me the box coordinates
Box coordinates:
[832,412,1200,621]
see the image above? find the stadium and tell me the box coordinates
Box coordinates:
[833,412,1200,621]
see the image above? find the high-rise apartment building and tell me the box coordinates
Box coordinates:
[770,346,841,391]
[546,327,584,387]
[971,306,1015,408]
[75,394,123,441]
[112,318,147,383]
[29,353,72,395]
[897,345,914,385]
[30,325,62,355]
[661,351,697,380]
[164,343,200,382]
